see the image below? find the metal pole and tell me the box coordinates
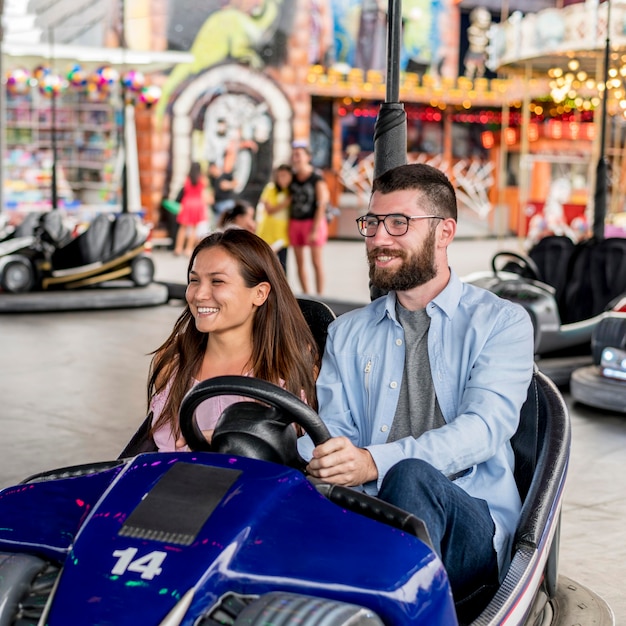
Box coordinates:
[0,0,6,214]
[593,0,611,240]
[50,28,58,210]
[120,0,128,213]
[373,0,407,178]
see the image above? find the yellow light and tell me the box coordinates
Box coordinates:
[568,59,580,71]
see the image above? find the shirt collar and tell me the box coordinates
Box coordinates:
[374,268,462,322]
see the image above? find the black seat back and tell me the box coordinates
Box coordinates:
[52,213,113,270]
[513,369,570,550]
[560,237,626,323]
[296,297,337,355]
[528,235,575,302]
[109,214,140,259]
[510,372,540,504]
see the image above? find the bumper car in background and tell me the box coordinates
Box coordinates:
[0,210,168,311]
[570,309,626,412]
[464,235,626,386]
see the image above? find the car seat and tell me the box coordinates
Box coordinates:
[51,213,114,270]
[108,214,141,260]
[560,237,626,324]
[527,235,575,305]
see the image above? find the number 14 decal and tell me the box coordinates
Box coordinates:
[111,548,167,580]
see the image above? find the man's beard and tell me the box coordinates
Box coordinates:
[367,232,437,292]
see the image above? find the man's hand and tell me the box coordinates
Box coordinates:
[306,436,378,486]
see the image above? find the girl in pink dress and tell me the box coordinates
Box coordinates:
[174,162,212,256]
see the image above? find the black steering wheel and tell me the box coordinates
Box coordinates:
[491,251,541,282]
[178,376,330,467]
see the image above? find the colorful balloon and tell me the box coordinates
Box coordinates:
[38,73,65,97]
[140,84,161,106]
[5,67,31,95]
[122,70,146,92]
[67,64,87,88]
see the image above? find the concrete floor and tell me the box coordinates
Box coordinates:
[0,238,623,622]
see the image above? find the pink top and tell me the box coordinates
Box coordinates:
[150,374,291,452]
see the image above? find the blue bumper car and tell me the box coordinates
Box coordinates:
[0,371,612,625]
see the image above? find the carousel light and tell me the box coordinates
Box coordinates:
[481,131,494,149]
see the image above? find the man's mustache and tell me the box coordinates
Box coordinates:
[367,247,407,263]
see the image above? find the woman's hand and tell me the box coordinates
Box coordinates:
[175,429,214,450]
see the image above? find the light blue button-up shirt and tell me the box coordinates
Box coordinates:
[298,269,535,571]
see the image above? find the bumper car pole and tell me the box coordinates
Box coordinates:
[370,0,407,301]
[373,0,407,179]
[593,0,611,241]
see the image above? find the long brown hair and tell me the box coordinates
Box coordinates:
[148,229,319,439]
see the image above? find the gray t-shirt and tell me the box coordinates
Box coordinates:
[388,303,445,442]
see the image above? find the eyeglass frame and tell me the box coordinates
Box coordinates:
[356,213,444,237]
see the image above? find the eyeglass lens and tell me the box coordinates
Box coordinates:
[358,215,409,236]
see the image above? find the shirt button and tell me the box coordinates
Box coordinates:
[395,338,403,346]
[381,425,389,432]
[390,381,398,389]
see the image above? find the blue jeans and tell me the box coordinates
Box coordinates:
[378,459,499,603]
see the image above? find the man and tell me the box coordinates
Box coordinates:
[289,141,330,295]
[298,163,534,615]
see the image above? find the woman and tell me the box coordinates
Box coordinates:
[148,228,319,451]
[174,162,212,256]
[257,164,292,272]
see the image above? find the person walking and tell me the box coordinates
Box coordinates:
[288,141,330,295]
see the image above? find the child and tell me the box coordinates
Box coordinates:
[174,162,212,256]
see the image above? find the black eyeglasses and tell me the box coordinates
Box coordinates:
[356,213,443,237]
